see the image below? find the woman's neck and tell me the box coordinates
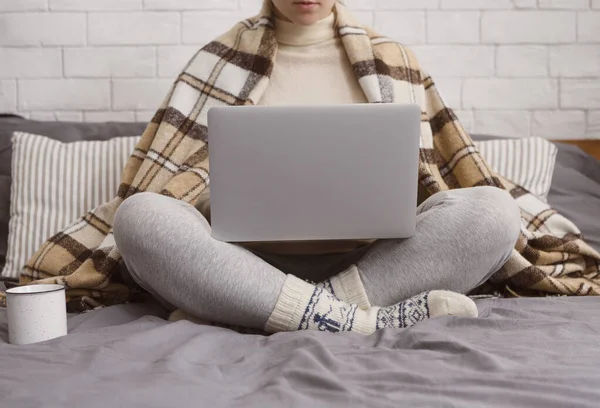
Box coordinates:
[274,13,336,46]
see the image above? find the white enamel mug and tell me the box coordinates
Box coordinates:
[6,284,68,345]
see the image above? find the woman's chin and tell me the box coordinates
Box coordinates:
[290,13,327,26]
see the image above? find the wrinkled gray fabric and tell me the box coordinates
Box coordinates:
[547,144,600,252]
[553,142,600,181]
[1,297,600,408]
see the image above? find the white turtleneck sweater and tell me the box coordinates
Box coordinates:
[258,13,368,107]
[198,13,372,255]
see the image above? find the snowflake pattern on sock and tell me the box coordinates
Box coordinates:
[315,279,337,298]
[299,287,358,333]
[376,292,430,330]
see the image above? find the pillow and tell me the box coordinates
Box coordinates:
[474,137,558,201]
[0,116,147,273]
[547,143,600,253]
[1,132,140,281]
[0,175,10,270]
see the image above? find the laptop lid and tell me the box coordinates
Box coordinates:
[207,103,421,242]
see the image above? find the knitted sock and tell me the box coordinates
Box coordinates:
[265,275,478,335]
[316,265,372,309]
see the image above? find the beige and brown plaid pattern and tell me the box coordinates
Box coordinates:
[1,1,598,310]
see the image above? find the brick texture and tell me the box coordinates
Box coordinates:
[0,0,597,138]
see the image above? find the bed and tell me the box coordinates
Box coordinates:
[0,115,599,407]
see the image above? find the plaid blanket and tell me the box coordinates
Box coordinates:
[2,1,599,310]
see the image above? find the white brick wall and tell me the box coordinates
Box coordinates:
[0,0,598,139]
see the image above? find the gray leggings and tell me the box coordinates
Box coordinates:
[113,187,521,329]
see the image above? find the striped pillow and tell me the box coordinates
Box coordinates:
[475,137,558,201]
[1,132,140,280]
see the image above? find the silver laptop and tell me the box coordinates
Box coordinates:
[207,103,421,243]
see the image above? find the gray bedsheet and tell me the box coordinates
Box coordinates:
[1,297,599,408]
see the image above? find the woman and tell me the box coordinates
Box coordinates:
[112,0,521,335]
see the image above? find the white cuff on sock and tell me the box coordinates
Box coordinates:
[329,265,372,310]
[265,275,316,333]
